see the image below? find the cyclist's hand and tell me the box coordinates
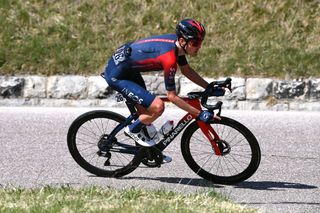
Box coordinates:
[197,110,213,123]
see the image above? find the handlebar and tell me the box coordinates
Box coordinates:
[187,77,232,116]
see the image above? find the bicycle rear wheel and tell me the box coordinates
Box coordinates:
[181,117,261,185]
[67,110,140,177]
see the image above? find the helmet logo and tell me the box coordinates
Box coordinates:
[188,20,204,33]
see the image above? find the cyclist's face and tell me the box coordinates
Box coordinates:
[189,39,203,48]
[186,39,202,56]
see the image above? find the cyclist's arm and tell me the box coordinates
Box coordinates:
[159,52,205,116]
[166,90,201,116]
[180,64,209,89]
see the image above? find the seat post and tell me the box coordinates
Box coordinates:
[125,101,139,120]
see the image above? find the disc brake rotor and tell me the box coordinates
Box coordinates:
[217,140,231,155]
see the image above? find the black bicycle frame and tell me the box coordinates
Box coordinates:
[155,113,194,151]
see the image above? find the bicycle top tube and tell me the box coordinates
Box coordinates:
[159,94,203,104]
[158,96,203,114]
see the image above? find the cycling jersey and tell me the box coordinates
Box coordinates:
[104,34,188,107]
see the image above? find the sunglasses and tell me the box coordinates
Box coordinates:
[189,39,203,47]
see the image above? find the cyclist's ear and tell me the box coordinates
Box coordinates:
[178,37,187,46]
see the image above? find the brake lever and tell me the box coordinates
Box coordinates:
[202,78,232,116]
[226,83,232,92]
[216,77,232,93]
[222,77,232,92]
[214,101,223,117]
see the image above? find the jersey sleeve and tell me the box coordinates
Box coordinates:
[177,55,188,66]
[158,50,177,91]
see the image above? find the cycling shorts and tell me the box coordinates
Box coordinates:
[104,58,155,108]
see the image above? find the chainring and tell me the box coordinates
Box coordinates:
[140,146,163,168]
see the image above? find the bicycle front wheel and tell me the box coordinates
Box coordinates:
[181,117,261,185]
[67,110,140,177]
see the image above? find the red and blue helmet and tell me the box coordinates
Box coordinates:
[176,19,206,42]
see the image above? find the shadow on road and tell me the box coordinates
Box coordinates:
[234,181,318,190]
[239,201,320,206]
[119,177,318,191]
[120,176,223,188]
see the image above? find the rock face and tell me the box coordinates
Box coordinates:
[225,77,246,100]
[47,76,87,99]
[246,78,273,100]
[0,75,320,111]
[273,80,306,99]
[87,76,111,99]
[0,77,24,98]
[23,76,46,98]
[310,79,320,100]
[143,75,180,95]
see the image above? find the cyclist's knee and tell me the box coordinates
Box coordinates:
[149,97,164,117]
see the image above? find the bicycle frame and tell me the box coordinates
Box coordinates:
[104,96,223,156]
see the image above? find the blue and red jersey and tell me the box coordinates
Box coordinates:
[115,34,188,91]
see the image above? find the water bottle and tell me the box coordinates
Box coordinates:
[159,120,174,136]
[145,124,160,142]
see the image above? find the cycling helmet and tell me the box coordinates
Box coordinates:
[176,19,206,42]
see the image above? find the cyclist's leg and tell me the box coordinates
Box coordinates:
[105,59,164,126]
[104,59,162,146]
[130,73,171,162]
[137,97,164,123]
[130,72,164,124]
[132,74,151,116]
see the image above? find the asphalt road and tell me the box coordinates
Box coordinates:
[0,107,319,213]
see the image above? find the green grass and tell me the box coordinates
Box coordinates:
[0,186,258,213]
[1,0,320,78]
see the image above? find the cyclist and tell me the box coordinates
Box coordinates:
[104,18,218,150]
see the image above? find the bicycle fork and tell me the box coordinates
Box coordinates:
[197,121,222,156]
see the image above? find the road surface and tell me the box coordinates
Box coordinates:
[0,107,319,213]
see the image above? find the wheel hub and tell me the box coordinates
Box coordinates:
[217,140,231,155]
[98,134,117,150]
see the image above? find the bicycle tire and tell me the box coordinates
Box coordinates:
[181,116,261,185]
[67,110,140,177]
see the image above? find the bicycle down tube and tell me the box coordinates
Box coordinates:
[155,96,222,156]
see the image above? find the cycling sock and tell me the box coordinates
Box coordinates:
[128,119,145,133]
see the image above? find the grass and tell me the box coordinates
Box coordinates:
[0,186,258,213]
[1,0,320,78]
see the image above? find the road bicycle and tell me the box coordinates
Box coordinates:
[67,78,261,185]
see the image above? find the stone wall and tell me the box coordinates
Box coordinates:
[0,75,320,111]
